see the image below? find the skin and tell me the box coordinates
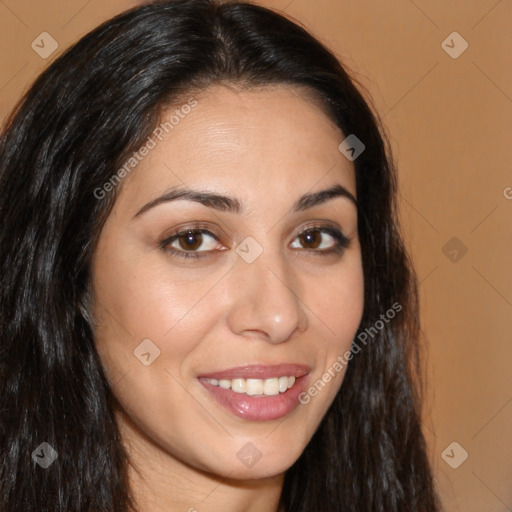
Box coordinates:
[90,83,364,512]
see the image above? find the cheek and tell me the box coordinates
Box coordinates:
[90,239,228,376]
[332,276,364,347]
[308,256,364,395]
[90,247,224,436]
[291,264,364,442]
[314,256,365,348]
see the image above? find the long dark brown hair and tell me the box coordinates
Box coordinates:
[0,1,441,510]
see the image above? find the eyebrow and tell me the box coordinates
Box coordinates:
[132,183,357,219]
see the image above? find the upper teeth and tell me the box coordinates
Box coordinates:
[206,376,296,396]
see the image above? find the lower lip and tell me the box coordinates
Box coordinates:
[199,375,309,421]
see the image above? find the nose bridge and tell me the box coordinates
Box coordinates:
[226,240,308,343]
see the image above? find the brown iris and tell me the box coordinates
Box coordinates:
[298,229,322,249]
[178,230,203,250]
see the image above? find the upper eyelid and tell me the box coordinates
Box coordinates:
[160,225,221,244]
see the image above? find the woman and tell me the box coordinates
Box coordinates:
[0,0,442,510]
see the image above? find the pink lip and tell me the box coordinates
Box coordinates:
[197,363,311,380]
[197,364,311,421]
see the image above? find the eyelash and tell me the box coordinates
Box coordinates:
[159,222,352,260]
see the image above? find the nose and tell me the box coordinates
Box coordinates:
[225,248,308,344]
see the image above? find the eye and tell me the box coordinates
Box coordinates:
[290,225,351,255]
[160,227,224,259]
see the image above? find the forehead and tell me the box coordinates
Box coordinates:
[115,83,356,213]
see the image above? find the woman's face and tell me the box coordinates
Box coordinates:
[91,84,364,480]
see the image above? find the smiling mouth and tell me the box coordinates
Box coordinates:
[197,363,310,420]
[202,375,297,397]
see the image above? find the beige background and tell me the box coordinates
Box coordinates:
[1,0,511,510]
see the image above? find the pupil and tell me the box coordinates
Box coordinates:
[302,230,320,249]
[180,230,202,250]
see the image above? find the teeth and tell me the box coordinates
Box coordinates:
[219,379,231,389]
[231,378,246,393]
[263,377,279,396]
[205,376,297,396]
[246,379,263,396]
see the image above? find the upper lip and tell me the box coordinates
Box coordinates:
[197,363,311,380]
